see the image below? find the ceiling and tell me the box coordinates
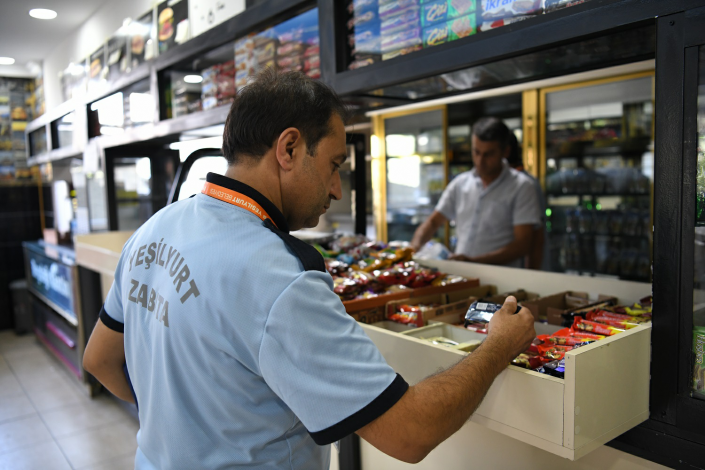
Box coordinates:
[0,0,107,73]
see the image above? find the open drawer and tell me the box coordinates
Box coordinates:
[360,321,651,461]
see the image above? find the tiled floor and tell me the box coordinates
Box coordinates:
[0,330,138,470]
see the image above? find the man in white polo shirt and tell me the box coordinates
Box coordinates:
[411,117,541,267]
[82,70,535,469]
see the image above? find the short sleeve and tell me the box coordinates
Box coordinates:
[259,271,408,445]
[435,177,459,221]
[100,242,131,332]
[513,179,542,227]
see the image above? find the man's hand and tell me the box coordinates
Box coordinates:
[484,296,536,363]
[448,253,473,262]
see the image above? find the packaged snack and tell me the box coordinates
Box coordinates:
[694,326,705,398]
[389,304,423,325]
[348,0,379,14]
[254,40,276,64]
[422,13,475,47]
[379,0,421,20]
[381,7,421,34]
[277,43,305,57]
[304,55,320,72]
[376,266,415,286]
[348,10,379,29]
[542,359,566,379]
[432,274,469,286]
[480,0,542,19]
[537,343,573,361]
[543,0,588,13]
[277,55,304,69]
[465,322,488,334]
[422,0,476,26]
[464,301,521,326]
[381,27,422,52]
[382,44,423,60]
[512,353,546,370]
[325,260,350,276]
[573,317,624,336]
[477,14,533,32]
[547,327,604,345]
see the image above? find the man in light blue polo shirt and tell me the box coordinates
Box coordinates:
[411,118,541,268]
[83,71,536,469]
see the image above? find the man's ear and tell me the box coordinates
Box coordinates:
[275,127,302,171]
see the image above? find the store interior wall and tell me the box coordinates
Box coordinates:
[43,0,156,110]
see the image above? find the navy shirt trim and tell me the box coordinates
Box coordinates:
[206,173,290,233]
[263,219,325,273]
[309,373,409,445]
[99,305,124,333]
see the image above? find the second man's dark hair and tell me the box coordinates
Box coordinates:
[472,117,511,149]
[222,69,349,165]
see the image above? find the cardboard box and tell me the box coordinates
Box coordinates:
[482,289,540,305]
[386,290,478,327]
[521,291,617,325]
[343,290,411,324]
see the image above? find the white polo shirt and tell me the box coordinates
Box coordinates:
[101,173,407,469]
[436,161,541,267]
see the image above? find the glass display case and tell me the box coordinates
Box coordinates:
[28,127,47,156]
[692,45,705,402]
[88,78,154,137]
[50,112,75,149]
[541,73,654,282]
[382,108,446,242]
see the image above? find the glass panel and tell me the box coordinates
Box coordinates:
[88,78,153,137]
[178,156,228,201]
[544,75,653,282]
[111,155,177,230]
[385,109,445,241]
[51,112,75,149]
[60,62,87,103]
[29,128,47,156]
[345,0,596,71]
[693,45,705,401]
[162,8,319,119]
[365,25,654,101]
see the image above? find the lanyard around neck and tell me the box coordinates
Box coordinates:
[201,181,277,229]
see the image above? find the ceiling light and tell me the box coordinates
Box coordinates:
[29,9,58,20]
[0,57,15,65]
[183,75,203,84]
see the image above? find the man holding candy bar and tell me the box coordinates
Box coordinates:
[411,117,542,267]
[83,70,535,469]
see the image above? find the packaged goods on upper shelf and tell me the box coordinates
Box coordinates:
[421,0,477,26]
[694,326,705,399]
[382,44,422,60]
[422,13,475,47]
[381,6,421,34]
[480,0,542,20]
[348,0,380,14]
[543,0,589,13]
[381,27,422,52]
[477,14,534,32]
[348,10,379,30]
[379,0,421,20]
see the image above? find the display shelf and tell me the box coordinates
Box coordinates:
[360,259,651,461]
[547,192,651,198]
[27,145,85,166]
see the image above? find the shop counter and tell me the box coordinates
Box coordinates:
[75,231,134,302]
[358,260,657,468]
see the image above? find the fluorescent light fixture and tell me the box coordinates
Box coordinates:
[385,134,416,158]
[184,75,203,84]
[0,57,15,65]
[387,155,420,188]
[29,8,57,19]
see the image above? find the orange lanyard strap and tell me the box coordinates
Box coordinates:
[201,182,277,228]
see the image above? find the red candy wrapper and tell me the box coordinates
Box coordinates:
[573,317,624,336]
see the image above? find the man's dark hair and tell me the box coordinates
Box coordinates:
[222,69,349,164]
[506,131,523,169]
[472,117,511,149]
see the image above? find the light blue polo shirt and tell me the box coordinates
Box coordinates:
[100,173,407,470]
[436,161,541,267]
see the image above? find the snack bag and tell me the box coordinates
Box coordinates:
[586,311,640,330]
[573,317,624,336]
[545,328,603,346]
[512,352,545,370]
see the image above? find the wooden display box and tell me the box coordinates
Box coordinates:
[361,321,651,460]
[482,289,540,306]
[402,323,484,352]
[521,291,617,324]
[410,277,480,297]
[343,290,411,324]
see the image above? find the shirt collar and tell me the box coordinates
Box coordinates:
[205,172,290,233]
[473,160,510,194]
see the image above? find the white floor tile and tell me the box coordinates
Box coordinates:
[57,419,139,469]
[0,393,36,424]
[0,414,53,455]
[0,439,72,470]
[76,452,136,470]
[41,395,135,439]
